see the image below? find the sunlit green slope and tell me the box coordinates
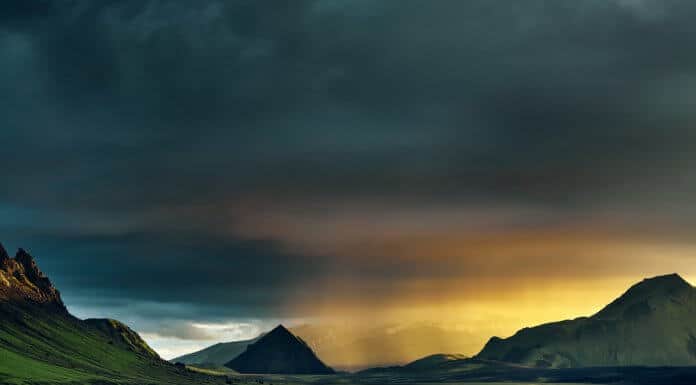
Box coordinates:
[0,244,224,385]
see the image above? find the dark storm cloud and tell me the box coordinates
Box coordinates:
[3,231,331,317]
[3,0,696,324]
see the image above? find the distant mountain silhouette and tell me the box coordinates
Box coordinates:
[476,273,696,368]
[403,353,468,371]
[225,325,334,374]
[172,336,260,366]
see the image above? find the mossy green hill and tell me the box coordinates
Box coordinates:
[0,243,225,385]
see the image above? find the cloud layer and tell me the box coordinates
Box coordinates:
[3,0,696,356]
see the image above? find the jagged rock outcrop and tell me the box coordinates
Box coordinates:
[0,243,65,311]
[226,325,335,374]
[0,242,9,262]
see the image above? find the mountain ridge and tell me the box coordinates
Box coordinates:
[475,273,696,368]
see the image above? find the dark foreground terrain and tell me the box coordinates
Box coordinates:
[354,359,696,385]
[187,362,696,385]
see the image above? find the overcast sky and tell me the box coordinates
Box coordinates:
[3,0,696,358]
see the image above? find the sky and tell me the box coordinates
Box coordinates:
[3,0,696,360]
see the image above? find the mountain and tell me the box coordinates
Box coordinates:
[173,336,260,366]
[225,325,334,374]
[0,243,223,385]
[476,273,696,368]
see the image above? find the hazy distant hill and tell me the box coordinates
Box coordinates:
[476,273,696,368]
[0,243,222,385]
[225,325,334,374]
[293,322,484,370]
[173,336,259,366]
[402,353,468,370]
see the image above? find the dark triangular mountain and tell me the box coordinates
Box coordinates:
[225,325,335,374]
[476,273,696,368]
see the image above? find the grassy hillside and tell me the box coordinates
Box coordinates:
[0,245,229,384]
[85,318,160,359]
[0,304,228,384]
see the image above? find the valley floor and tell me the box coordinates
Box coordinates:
[184,365,696,385]
[7,364,696,385]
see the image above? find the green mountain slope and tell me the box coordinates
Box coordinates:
[84,318,161,359]
[476,273,696,368]
[172,337,259,366]
[0,243,225,385]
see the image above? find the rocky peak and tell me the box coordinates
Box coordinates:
[616,273,691,302]
[593,273,692,320]
[0,245,65,311]
[267,324,295,339]
[636,273,690,290]
[0,242,9,264]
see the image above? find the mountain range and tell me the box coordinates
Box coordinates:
[174,322,484,371]
[174,271,696,374]
[5,240,696,384]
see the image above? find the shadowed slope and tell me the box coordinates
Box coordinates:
[172,336,260,366]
